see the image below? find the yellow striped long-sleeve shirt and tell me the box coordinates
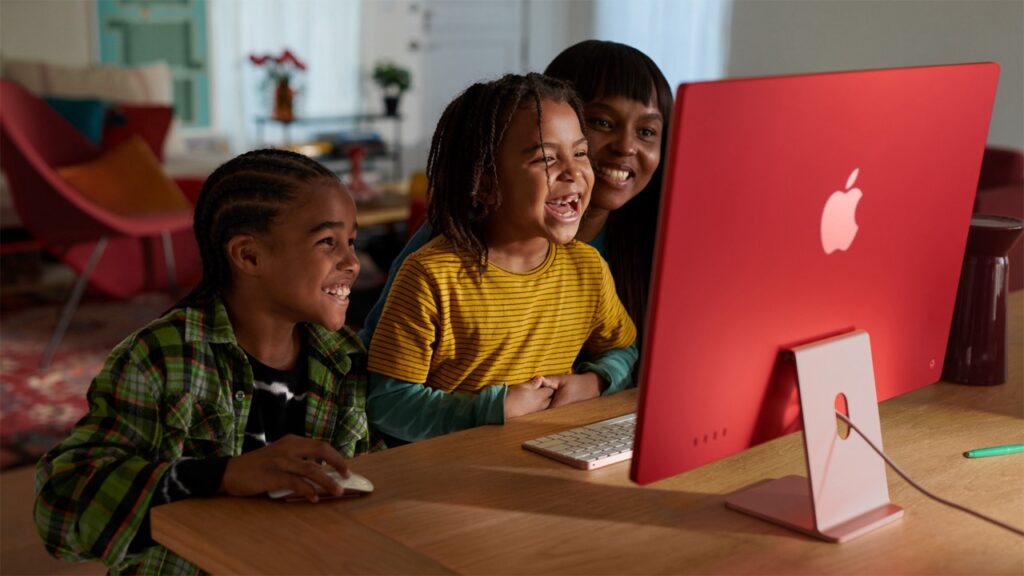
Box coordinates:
[368,236,636,394]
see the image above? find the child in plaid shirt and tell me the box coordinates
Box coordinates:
[34,149,381,574]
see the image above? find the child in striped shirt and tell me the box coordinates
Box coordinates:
[368,73,637,443]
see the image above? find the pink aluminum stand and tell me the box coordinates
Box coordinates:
[725,330,903,542]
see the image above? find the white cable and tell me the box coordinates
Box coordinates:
[837,412,1024,537]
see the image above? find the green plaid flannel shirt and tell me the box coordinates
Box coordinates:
[34,298,382,575]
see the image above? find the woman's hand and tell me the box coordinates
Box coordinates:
[220,434,350,503]
[504,376,556,419]
[543,373,604,409]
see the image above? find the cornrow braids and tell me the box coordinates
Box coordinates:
[176,148,338,308]
[425,72,585,275]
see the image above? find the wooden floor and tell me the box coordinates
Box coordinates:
[1,466,102,575]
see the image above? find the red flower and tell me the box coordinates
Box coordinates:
[277,49,307,71]
[249,49,306,80]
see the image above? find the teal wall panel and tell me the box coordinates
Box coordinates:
[97,0,210,127]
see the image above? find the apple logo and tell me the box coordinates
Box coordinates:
[820,168,863,254]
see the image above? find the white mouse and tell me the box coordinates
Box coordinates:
[334,470,374,493]
[268,469,374,500]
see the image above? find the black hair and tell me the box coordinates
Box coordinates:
[545,40,674,342]
[176,148,338,307]
[426,72,586,274]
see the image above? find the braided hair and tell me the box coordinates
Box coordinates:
[425,72,585,274]
[177,148,338,308]
[544,40,674,342]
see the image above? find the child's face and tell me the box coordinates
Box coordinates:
[583,94,664,212]
[489,99,593,246]
[256,180,360,331]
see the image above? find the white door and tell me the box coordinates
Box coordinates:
[419,0,525,135]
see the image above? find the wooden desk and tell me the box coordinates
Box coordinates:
[153,292,1024,575]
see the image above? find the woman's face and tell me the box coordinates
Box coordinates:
[583,94,664,212]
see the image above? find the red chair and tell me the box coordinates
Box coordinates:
[0,80,199,367]
[975,147,1024,291]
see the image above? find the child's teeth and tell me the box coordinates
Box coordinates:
[551,194,579,207]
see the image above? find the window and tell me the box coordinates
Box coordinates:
[594,0,732,87]
[209,0,362,149]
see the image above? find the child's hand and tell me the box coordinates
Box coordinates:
[544,373,603,409]
[220,434,350,503]
[504,377,555,419]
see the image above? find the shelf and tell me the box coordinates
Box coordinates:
[255,113,402,125]
[255,113,403,180]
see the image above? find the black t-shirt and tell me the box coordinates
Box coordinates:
[243,344,310,451]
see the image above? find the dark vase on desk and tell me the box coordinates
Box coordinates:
[943,214,1024,385]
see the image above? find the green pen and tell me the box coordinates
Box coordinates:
[963,443,1024,458]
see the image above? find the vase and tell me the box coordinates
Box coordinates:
[273,77,295,122]
[943,214,1024,385]
[384,95,400,117]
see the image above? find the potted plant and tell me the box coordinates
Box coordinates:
[372,61,411,117]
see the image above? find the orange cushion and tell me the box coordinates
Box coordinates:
[57,135,191,215]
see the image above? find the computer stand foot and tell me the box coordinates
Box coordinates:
[725,330,903,542]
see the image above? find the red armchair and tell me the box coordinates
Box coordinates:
[0,80,200,367]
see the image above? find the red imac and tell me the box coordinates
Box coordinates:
[630,63,999,541]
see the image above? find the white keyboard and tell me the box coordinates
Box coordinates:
[522,413,636,470]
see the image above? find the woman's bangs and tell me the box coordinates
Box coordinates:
[592,58,658,108]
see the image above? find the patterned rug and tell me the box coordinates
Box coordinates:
[0,294,172,470]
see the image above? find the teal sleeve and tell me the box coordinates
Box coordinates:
[575,341,638,395]
[359,222,434,348]
[367,372,506,442]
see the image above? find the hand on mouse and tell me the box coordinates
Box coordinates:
[504,376,555,419]
[220,434,350,503]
